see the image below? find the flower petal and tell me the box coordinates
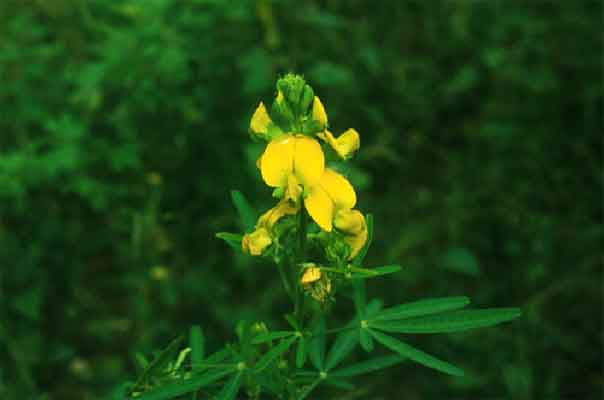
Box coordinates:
[346,227,368,259]
[242,227,272,256]
[334,209,368,259]
[320,129,360,160]
[287,174,303,203]
[258,199,299,230]
[319,169,356,211]
[293,136,325,187]
[334,128,360,159]
[334,209,365,234]
[304,185,333,231]
[312,96,328,126]
[301,266,322,284]
[250,102,272,137]
[260,135,295,187]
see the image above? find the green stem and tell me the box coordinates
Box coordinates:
[278,262,293,301]
[294,209,308,321]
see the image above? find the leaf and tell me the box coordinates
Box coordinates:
[134,368,235,400]
[230,190,256,232]
[373,297,470,321]
[193,347,232,373]
[324,379,355,390]
[330,355,405,378]
[255,336,297,372]
[372,308,522,334]
[353,214,373,266]
[189,326,204,367]
[215,232,243,251]
[296,336,307,368]
[359,328,373,352]
[348,265,401,279]
[251,331,295,344]
[365,299,383,317]
[134,353,149,371]
[296,378,321,400]
[216,370,243,400]
[132,336,184,391]
[325,327,359,371]
[352,279,366,317]
[369,329,464,376]
[309,317,326,370]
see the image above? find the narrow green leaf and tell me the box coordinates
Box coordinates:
[309,317,326,370]
[293,370,317,378]
[193,347,232,373]
[353,279,366,317]
[285,314,300,331]
[296,337,307,368]
[369,329,464,376]
[374,297,470,321]
[132,336,184,391]
[189,326,204,367]
[324,379,355,390]
[348,265,401,280]
[353,214,373,266]
[251,331,295,344]
[297,378,321,400]
[372,308,522,334]
[365,299,383,317]
[325,327,359,371]
[230,190,256,232]
[216,370,243,400]
[215,232,243,251]
[134,353,149,371]
[135,368,235,400]
[330,355,405,378]
[255,336,297,372]
[359,328,373,352]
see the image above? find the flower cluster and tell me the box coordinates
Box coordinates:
[241,74,368,301]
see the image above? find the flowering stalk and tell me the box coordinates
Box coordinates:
[125,74,521,400]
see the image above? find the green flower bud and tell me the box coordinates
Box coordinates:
[300,84,314,115]
[271,97,295,130]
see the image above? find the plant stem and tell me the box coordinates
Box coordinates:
[278,262,293,301]
[294,209,308,321]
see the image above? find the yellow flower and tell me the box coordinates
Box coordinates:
[259,134,325,203]
[318,128,360,160]
[242,227,272,255]
[257,199,299,229]
[250,101,272,139]
[305,168,356,232]
[242,199,299,256]
[301,265,332,302]
[334,209,368,259]
[300,265,322,284]
[312,96,328,126]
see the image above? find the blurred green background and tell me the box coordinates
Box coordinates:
[0,0,601,399]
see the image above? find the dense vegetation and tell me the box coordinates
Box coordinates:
[0,1,601,399]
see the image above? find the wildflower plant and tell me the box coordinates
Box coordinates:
[117,74,521,399]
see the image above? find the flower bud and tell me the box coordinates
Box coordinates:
[312,96,328,128]
[300,84,315,115]
[334,209,368,259]
[250,102,272,140]
[319,129,360,160]
[301,265,322,284]
[271,96,295,130]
